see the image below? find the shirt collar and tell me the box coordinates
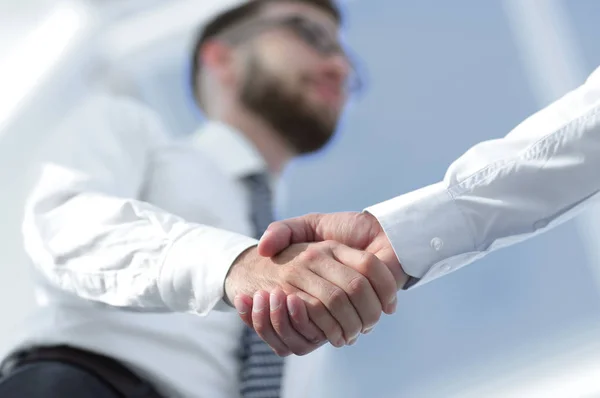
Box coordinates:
[190,120,269,180]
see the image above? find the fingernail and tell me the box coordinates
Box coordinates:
[260,230,270,241]
[270,293,281,311]
[363,326,374,334]
[234,296,249,315]
[253,294,266,312]
[346,333,359,345]
[287,296,297,315]
[388,295,398,313]
[334,337,345,348]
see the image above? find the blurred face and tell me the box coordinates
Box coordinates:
[231,3,354,154]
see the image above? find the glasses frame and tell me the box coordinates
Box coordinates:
[217,15,364,93]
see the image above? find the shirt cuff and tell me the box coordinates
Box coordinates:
[365,182,477,288]
[158,225,258,315]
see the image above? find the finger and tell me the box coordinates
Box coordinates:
[258,214,323,257]
[292,265,362,343]
[269,288,323,355]
[251,291,291,356]
[332,243,397,318]
[280,284,336,346]
[293,290,346,348]
[286,294,326,345]
[305,248,379,340]
[234,294,253,328]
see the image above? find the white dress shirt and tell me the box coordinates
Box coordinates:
[13,93,271,397]
[367,65,600,288]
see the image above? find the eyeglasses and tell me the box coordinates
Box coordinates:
[219,15,363,93]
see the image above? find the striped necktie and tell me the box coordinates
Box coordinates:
[238,173,284,398]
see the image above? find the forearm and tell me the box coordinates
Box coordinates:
[23,190,258,315]
[367,66,600,287]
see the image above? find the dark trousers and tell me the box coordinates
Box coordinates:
[0,361,120,397]
[0,346,162,398]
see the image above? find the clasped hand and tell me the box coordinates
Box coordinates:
[225,212,407,356]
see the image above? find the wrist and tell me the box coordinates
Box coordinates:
[362,210,407,289]
[224,245,258,306]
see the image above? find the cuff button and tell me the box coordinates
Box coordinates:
[430,237,444,251]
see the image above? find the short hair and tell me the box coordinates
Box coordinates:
[191,0,342,110]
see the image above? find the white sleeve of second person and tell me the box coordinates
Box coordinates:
[22,95,257,315]
[366,65,600,288]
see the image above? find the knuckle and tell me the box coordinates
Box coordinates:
[305,300,334,329]
[322,240,339,249]
[305,299,343,341]
[325,287,348,311]
[357,252,379,274]
[304,296,326,316]
[346,275,370,298]
[299,247,321,263]
[280,267,303,284]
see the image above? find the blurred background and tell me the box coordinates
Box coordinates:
[1,0,600,396]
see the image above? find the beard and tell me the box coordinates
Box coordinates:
[239,55,341,155]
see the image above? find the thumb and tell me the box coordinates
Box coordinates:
[257,214,323,257]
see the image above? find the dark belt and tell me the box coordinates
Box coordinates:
[2,345,163,398]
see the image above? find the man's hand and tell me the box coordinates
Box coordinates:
[234,212,408,355]
[225,240,397,356]
[258,212,405,286]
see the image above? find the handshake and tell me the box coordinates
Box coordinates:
[224,211,409,357]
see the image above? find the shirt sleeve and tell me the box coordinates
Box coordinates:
[366,65,600,288]
[22,94,257,315]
